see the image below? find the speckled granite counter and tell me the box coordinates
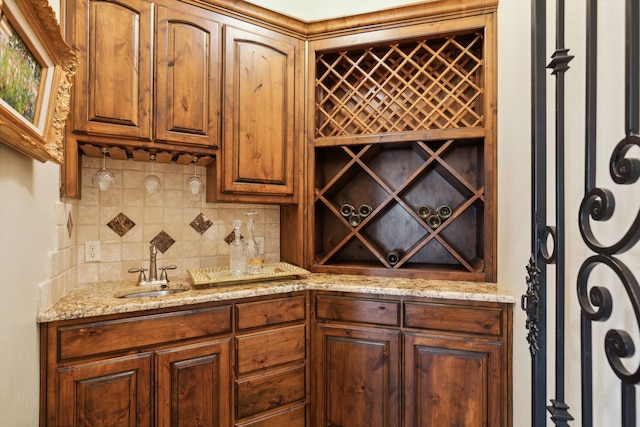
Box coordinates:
[37,273,515,323]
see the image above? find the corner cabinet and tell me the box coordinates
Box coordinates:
[311,291,512,427]
[305,11,497,281]
[209,23,302,204]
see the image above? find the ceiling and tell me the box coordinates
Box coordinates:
[241,0,429,22]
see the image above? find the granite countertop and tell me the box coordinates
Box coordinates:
[37,273,516,323]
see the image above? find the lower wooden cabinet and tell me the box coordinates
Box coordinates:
[311,292,512,427]
[156,339,231,427]
[57,353,153,426]
[313,324,400,427]
[404,334,503,427]
[41,290,511,427]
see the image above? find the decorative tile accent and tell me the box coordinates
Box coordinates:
[151,231,175,253]
[190,213,213,235]
[66,213,73,239]
[107,213,136,237]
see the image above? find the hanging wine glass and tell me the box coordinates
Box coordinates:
[143,153,162,193]
[185,157,204,197]
[92,147,115,191]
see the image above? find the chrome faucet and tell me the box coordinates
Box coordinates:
[128,244,176,286]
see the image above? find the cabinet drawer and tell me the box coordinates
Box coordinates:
[58,306,232,360]
[236,324,305,374]
[237,403,306,427]
[404,302,502,336]
[236,364,305,419]
[236,295,306,330]
[315,295,400,326]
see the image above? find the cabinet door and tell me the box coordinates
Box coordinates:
[69,0,153,139]
[155,4,221,147]
[313,324,400,427]
[156,339,231,427]
[219,25,297,199]
[56,353,152,427]
[403,333,503,427]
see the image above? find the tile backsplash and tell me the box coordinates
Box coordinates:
[42,155,280,310]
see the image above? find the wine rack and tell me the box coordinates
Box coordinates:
[307,17,496,281]
[314,30,484,138]
[313,140,486,278]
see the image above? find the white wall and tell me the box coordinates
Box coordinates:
[0,145,59,426]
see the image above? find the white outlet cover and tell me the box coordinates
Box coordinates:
[85,240,101,262]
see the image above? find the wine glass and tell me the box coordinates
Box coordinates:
[143,153,161,193]
[185,157,204,197]
[92,147,115,191]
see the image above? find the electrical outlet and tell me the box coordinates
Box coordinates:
[85,240,101,262]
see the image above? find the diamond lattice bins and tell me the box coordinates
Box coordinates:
[315,31,484,138]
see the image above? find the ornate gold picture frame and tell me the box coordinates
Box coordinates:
[0,0,76,163]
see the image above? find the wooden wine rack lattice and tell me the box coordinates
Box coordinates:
[313,139,485,275]
[315,31,484,138]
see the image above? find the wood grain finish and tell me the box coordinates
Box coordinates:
[74,0,153,138]
[235,363,305,418]
[155,4,221,147]
[57,306,231,360]
[56,353,152,426]
[236,295,306,330]
[155,339,231,427]
[218,24,297,200]
[236,324,306,374]
[41,291,511,427]
[314,324,401,427]
[311,292,512,427]
[404,333,503,427]
[404,301,503,336]
[315,294,400,326]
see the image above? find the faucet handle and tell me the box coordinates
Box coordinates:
[159,265,177,282]
[128,267,148,284]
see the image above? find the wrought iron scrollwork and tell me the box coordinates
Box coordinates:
[522,256,541,355]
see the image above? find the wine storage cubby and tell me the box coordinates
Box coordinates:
[312,139,486,279]
[306,12,497,281]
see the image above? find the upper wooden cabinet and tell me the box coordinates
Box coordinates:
[69,0,153,140]
[66,0,220,148]
[210,24,301,204]
[155,5,221,147]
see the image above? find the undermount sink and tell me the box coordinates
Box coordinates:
[117,287,188,299]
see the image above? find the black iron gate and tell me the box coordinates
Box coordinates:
[522,0,640,425]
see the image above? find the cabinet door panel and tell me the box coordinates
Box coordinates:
[155,5,220,146]
[57,353,152,427]
[314,324,400,427]
[156,339,231,427]
[73,0,152,138]
[404,334,502,427]
[221,26,296,197]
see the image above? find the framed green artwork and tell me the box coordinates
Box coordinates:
[0,0,77,163]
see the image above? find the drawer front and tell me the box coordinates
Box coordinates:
[236,324,305,374]
[404,302,503,336]
[236,364,305,419]
[236,295,306,330]
[236,403,306,427]
[58,305,232,360]
[315,295,400,326]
